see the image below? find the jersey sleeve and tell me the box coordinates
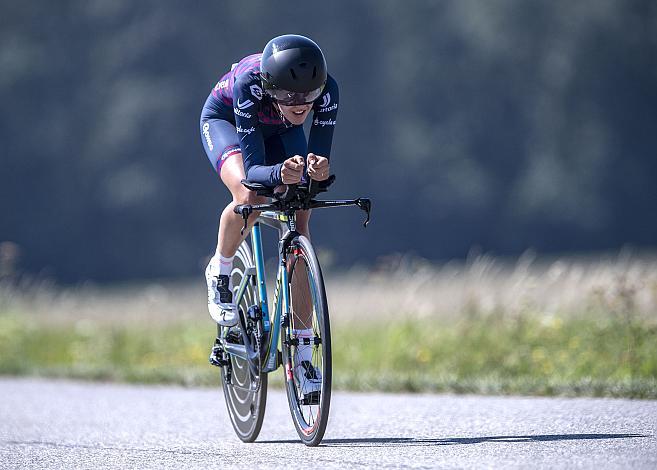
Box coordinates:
[233,75,283,186]
[308,74,339,159]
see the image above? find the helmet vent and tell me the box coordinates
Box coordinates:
[289,68,297,80]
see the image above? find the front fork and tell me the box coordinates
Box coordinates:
[279,225,300,383]
[280,262,295,383]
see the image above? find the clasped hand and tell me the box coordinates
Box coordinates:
[280,153,329,184]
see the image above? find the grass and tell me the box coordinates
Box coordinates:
[0,309,655,398]
[333,314,657,398]
[1,252,656,398]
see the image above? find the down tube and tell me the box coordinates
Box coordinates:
[263,266,285,373]
[250,223,269,318]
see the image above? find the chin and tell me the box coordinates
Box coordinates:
[290,116,307,125]
[280,105,312,125]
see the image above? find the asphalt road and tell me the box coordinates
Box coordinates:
[1,377,655,469]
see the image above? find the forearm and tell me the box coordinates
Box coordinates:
[244,162,283,186]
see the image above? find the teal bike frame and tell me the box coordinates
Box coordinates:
[223,209,296,375]
[219,178,370,384]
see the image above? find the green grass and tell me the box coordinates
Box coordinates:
[2,254,656,397]
[1,309,655,398]
[332,313,657,398]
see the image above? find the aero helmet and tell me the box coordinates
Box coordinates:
[260,34,327,105]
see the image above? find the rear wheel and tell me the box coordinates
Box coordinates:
[219,239,267,442]
[282,235,332,446]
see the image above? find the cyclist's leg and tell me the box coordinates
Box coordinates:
[201,119,266,324]
[295,209,311,239]
[290,209,313,324]
[217,155,267,258]
[200,118,267,259]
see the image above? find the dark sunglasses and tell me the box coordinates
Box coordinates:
[264,85,325,106]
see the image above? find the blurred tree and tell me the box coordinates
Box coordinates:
[0,0,655,282]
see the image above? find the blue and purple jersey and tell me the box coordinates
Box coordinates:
[200,53,339,186]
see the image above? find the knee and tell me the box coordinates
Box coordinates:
[233,188,262,205]
[296,222,311,239]
[295,210,311,238]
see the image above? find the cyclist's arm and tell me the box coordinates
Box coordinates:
[307,74,339,160]
[233,76,283,186]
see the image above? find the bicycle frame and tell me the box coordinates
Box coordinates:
[222,210,296,375]
[220,180,371,382]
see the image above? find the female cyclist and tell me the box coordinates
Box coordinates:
[199,34,339,327]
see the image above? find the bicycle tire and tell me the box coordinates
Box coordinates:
[282,235,332,446]
[220,239,267,443]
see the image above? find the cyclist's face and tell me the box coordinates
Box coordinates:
[277,103,313,125]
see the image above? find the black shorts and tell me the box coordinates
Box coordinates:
[200,119,307,175]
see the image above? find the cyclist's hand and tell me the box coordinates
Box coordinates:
[281,155,305,184]
[307,153,330,181]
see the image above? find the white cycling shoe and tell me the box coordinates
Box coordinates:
[205,263,238,327]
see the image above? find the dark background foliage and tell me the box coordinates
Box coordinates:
[1,0,656,282]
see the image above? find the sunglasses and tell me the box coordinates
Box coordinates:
[264,85,325,106]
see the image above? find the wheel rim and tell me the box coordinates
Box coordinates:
[287,249,327,437]
[221,240,265,440]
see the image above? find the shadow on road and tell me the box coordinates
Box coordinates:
[259,433,649,447]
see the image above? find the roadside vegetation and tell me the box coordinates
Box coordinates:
[1,254,656,398]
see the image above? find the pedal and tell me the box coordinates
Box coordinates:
[301,391,320,405]
[209,343,227,367]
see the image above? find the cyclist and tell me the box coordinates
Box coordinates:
[199,35,338,391]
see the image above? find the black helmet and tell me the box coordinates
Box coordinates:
[260,34,327,105]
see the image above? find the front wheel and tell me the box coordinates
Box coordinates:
[282,235,332,446]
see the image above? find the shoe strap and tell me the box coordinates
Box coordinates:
[216,275,232,303]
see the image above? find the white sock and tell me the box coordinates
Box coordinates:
[293,328,314,364]
[218,254,234,277]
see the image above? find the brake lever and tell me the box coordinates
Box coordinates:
[237,206,253,235]
[355,198,371,227]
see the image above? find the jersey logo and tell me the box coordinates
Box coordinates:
[202,122,214,151]
[234,107,252,118]
[249,84,263,100]
[214,79,229,91]
[237,98,254,109]
[313,117,336,127]
[236,125,256,135]
[319,93,331,108]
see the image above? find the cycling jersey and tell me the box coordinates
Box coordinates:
[200,54,339,186]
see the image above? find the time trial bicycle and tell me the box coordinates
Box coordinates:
[209,177,371,446]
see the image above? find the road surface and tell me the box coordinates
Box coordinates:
[1,378,655,468]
